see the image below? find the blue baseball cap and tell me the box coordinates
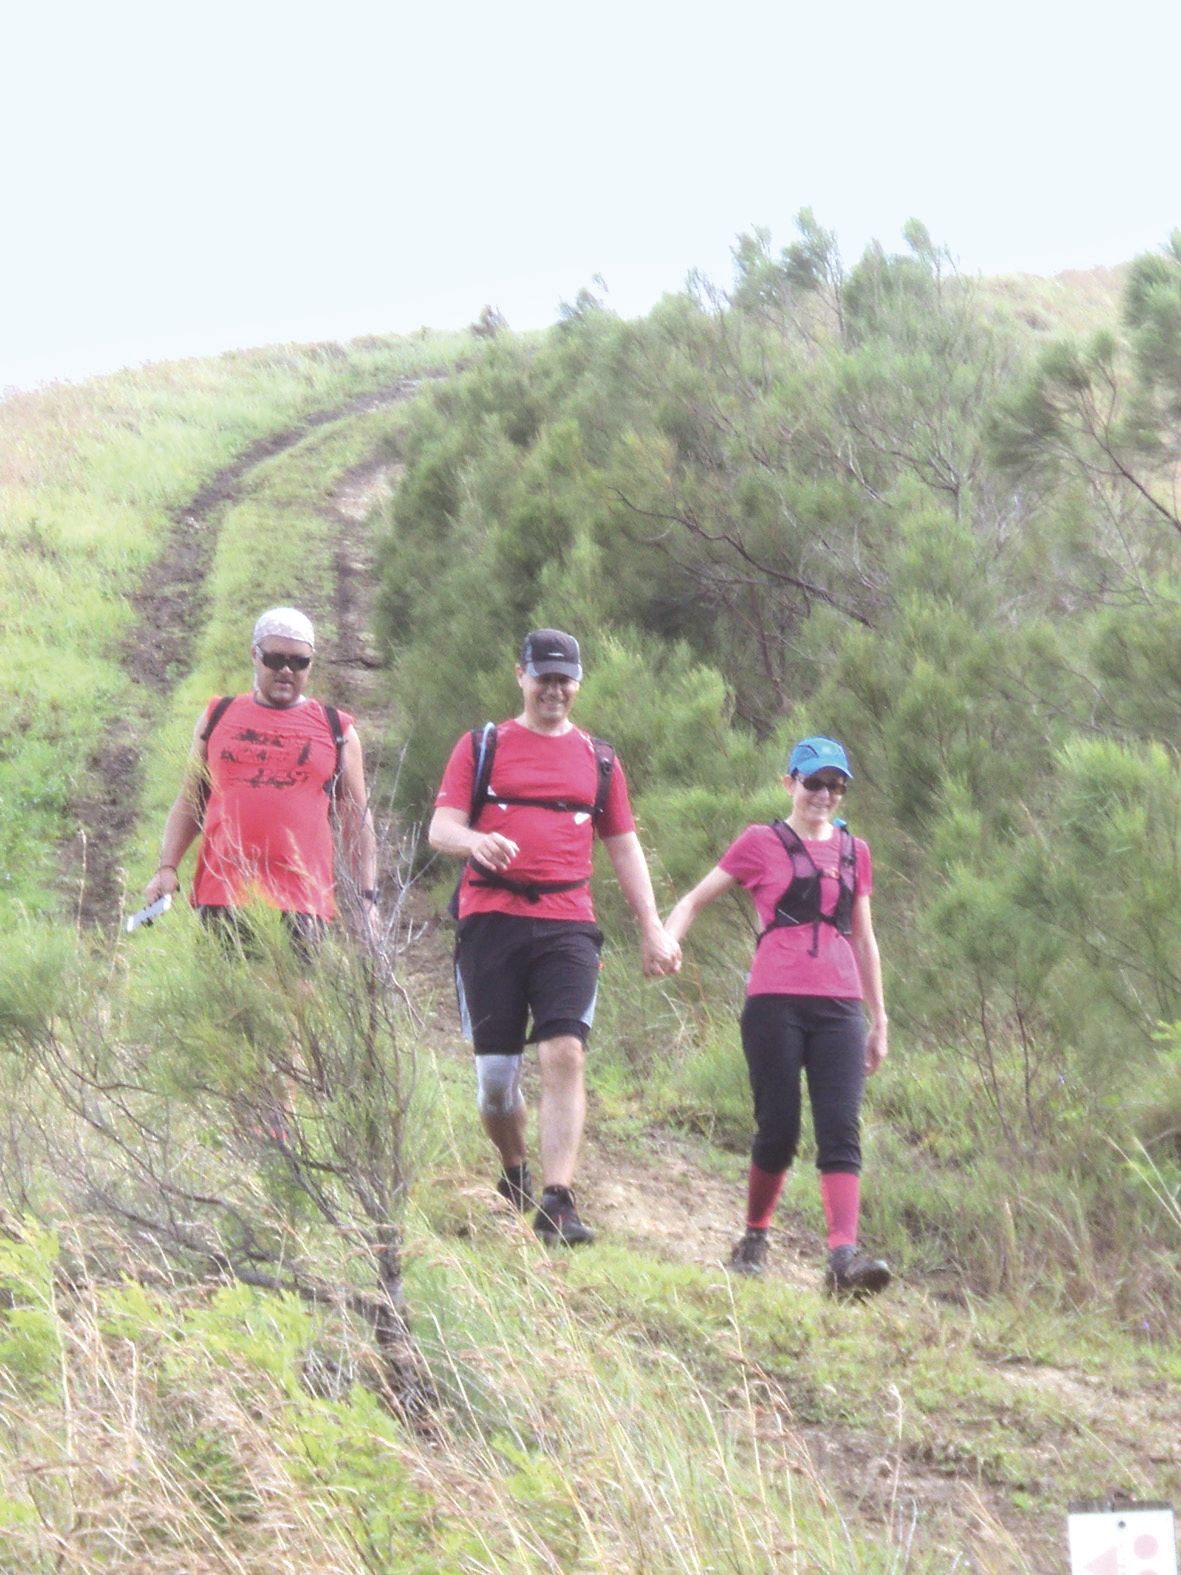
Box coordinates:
[788,736,852,779]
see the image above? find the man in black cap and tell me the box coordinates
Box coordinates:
[429,628,681,1245]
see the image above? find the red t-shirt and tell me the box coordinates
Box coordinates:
[718,823,873,999]
[192,694,354,920]
[434,719,635,921]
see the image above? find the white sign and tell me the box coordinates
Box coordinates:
[1068,1505,1177,1575]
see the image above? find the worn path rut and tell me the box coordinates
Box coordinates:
[68,380,423,926]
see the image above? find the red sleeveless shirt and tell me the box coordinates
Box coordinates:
[192,694,353,919]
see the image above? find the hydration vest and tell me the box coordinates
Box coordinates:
[757,820,857,957]
[455,722,616,907]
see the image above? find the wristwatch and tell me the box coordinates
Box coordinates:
[360,888,379,902]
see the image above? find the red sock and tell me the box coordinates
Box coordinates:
[820,1171,860,1249]
[746,1164,786,1230]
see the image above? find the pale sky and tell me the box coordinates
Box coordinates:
[2,0,1178,392]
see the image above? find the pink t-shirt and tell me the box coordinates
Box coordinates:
[434,719,634,921]
[718,823,873,999]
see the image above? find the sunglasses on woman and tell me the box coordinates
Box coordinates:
[258,651,312,672]
[799,774,847,794]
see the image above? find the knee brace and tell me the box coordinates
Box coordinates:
[475,1054,525,1119]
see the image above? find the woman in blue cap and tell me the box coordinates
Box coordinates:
[665,736,890,1293]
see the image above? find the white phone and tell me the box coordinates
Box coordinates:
[125,893,172,933]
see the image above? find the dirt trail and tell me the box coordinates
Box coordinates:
[581,1122,823,1288]
[326,458,400,716]
[68,381,422,927]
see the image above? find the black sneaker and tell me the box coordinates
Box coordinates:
[729,1227,769,1276]
[496,1163,535,1213]
[533,1185,595,1247]
[825,1244,891,1298]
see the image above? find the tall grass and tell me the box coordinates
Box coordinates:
[0,1218,1040,1573]
[0,869,1174,1567]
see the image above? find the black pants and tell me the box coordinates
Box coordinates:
[197,905,326,968]
[740,994,866,1174]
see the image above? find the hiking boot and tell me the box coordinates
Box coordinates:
[728,1227,769,1277]
[496,1163,535,1213]
[533,1185,595,1247]
[825,1244,891,1298]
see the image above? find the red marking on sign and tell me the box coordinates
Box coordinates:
[1084,1550,1118,1575]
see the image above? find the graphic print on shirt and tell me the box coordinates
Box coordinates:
[216,723,317,793]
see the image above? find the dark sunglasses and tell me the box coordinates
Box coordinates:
[259,651,312,672]
[800,774,847,794]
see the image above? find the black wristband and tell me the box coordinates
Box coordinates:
[360,888,379,902]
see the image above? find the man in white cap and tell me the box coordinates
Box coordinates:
[144,607,377,950]
[429,628,681,1247]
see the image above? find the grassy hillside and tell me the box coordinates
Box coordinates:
[0,336,466,920]
[978,263,1128,336]
[0,277,1179,1575]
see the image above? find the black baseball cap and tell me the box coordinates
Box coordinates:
[520,628,583,680]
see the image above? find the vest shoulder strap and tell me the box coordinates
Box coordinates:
[770,818,802,858]
[200,695,235,743]
[839,824,857,878]
[770,818,856,874]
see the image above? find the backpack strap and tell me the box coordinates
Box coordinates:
[590,736,615,818]
[469,729,615,820]
[833,824,857,931]
[468,721,499,826]
[450,727,615,917]
[200,695,235,744]
[467,869,591,903]
[447,723,498,920]
[321,702,346,801]
[195,695,236,824]
[200,696,347,811]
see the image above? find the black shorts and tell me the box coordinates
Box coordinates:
[454,912,604,1055]
[197,905,327,968]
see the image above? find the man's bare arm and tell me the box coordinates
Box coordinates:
[428,804,519,872]
[337,726,377,892]
[601,830,681,977]
[144,714,209,902]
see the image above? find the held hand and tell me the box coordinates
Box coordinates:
[642,925,682,978]
[865,1021,888,1076]
[471,831,519,873]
